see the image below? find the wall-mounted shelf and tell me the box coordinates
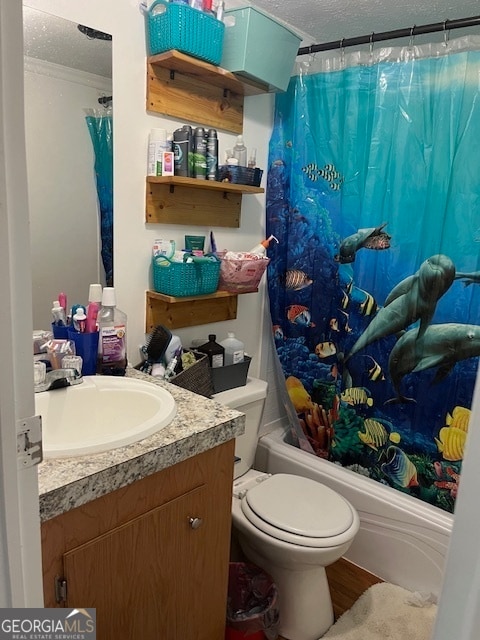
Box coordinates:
[146,176,264,227]
[147,51,270,134]
[146,290,238,330]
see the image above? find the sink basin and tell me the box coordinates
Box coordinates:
[35,375,177,458]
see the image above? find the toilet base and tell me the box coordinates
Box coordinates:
[238,534,334,640]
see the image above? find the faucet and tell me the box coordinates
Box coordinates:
[34,368,83,393]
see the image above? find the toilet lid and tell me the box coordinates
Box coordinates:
[244,473,354,539]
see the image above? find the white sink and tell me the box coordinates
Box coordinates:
[35,375,177,459]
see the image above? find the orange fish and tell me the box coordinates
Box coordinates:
[286,305,315,327]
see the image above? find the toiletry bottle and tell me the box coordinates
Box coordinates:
[147,128,169,177]
[206,129,218,180]
[232,135,247,166]
[164,334,182,365]
[216,0,225,21]
[97,287,128,376]
[197,334,224,368]
[193,127,207,179]
[173,126,190,177]
[86,283,102,333]
[73,307,87,333]
[248,148,257,169]
[51,300,67,326]
[249,234,279,256]
[220,332,244,365]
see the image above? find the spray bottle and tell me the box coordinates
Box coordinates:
[249,235,279,256]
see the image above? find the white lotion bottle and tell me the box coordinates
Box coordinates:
[220,332,244,365]
[147,128,169,177]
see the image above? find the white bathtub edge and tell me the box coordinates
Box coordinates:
[256,426,453,596]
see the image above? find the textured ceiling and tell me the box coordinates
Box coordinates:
[22,0,480,78]
[232,0,480,46]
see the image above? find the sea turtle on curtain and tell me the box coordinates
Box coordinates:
[335,222,391,263]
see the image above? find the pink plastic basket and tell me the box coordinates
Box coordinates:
[218,256,270,293]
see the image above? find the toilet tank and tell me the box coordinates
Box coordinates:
[213,377,268,479]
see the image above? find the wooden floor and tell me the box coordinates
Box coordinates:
[277,558,383,640]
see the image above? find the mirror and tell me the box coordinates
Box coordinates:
[23,5,112,329]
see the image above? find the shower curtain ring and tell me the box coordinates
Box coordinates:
[340,37,345,67]
[443,19,450,47]
[369,32,375,56]
[409,25,416,48]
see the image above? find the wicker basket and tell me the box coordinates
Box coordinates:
[147,0,225,66]
[217,165,263,187]
[169,350,214,398]
[153,255,220,297]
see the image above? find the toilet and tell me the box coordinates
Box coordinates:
[214,377,360,640]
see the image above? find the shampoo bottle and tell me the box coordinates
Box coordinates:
[219,332,244,365]
[197,334,224,368]
[97,287,127,376]
[249,234,278,256]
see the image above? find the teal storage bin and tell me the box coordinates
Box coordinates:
[220,7,302,92]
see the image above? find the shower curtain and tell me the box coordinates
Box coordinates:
[85,107,113,286]
[266,36,480,514]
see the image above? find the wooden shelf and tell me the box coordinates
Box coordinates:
[146,290,238,330]
[146,176,264,227]
[147,51,270,134]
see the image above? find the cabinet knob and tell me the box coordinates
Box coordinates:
[189,517,203,530]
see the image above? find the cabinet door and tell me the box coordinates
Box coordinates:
[63,483,226,640]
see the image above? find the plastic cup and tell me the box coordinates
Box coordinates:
[67,330,99,376]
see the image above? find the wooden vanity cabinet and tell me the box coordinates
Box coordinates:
[41,440,235,640]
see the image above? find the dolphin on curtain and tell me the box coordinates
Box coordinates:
[345,254,456,361]
[386,323,480,403]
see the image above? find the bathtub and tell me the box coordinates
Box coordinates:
[255,426,453,597]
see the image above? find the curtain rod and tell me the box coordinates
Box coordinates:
[297,15,480,55]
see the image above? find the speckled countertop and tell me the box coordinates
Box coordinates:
[38,368,244,523]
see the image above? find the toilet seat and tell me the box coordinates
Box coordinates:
[241,473,355,548]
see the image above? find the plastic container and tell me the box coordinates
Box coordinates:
[220,333,244,365]
[225,562,279,640]
[197,334,224,368]
[220,6,302,92]
[96,287,127,376]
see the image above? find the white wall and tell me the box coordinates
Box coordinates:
[24,0,274,380]
[25,59,110,329]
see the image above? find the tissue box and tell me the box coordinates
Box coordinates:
[220,7,302,92]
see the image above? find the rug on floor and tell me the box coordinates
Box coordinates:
[323,582,437,640]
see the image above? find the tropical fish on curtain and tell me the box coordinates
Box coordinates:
[266,37,480,514]
[85,107,113,286]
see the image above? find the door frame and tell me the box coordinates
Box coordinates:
[0,0,43,606]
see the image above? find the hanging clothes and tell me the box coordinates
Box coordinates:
[85,107,113,286]
[266,36,480,514]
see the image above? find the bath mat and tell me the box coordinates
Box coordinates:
[322,582,437,640]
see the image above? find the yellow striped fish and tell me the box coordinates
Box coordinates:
[340,387,373,407]
[446,406,471,432]
[435,426,467,461]
[358,419,389,450]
